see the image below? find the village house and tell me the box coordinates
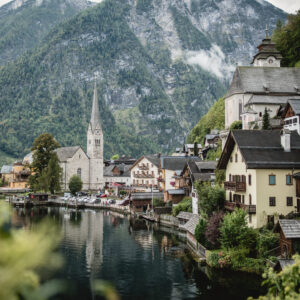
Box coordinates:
[225,31,300,130]
[0,162,30,189]
[130,192,164,213]
[130,155,160,192]
[218,129,300,228]
[104,163,132,187]
[172,144,202,157]
[282,99,300,135]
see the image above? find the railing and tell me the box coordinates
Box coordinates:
[224,181,246,192]
[134,173,154,178]
[224,201,256,214]
[138,165,149,170]
[131,184,158,189]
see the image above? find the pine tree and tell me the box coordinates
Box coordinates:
[193,141,199,156]
[262,107,271,130]
[47,153,62,194]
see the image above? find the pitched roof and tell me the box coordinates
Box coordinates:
[226,67,300,98]
[1,165,13,174]
[177,211,194,220]
[90,80,102,131]
[104,164,132,177]
[131,192,163,200]
[279,219,300,239]
[55,146,81,162]
[161,156,201,171]
[218,130,300,169]
[246,95,300,106]
[288,99,300,115]
[195,161,217,171]
[182,214,199,235]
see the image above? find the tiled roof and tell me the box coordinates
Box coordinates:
[145,155,160,167]
[195,161,217,171]
[131,192,163,200]
[279,219,300,239]
[288,99,300,115]
[177,211,193,220]
[182,214,199,235]
[161,156,201,171]
[1,165,13,174]
[246,95,300,106]
[55,146,81,162]
[104,164,132,177]
[226,67,300,97]
[218,130,300,169]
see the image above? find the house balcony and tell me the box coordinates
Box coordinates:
[224,181,246,192]
[134,174,154,178]
[224,201,256,214]
[138,165,149,170]
[131,184,158,189]
[157,177,165,182]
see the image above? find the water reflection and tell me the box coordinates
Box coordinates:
[11,207,264,300]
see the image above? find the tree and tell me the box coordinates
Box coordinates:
[262,108,271,130]
[205,211,224,248]
[220,208,257,251]
[111,154,119,160]
[69,175,83,195]
[195,182,225,218]
[250,255,300,300]
[47,153,62,194]
[195,218,207,246]
[230,120,242,130]
[29,133,60,191]
[193,142,199,156]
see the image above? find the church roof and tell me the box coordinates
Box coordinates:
[90,80,102,131]
[245,95,300,107]
[226,67,300,98]
[56,146,81,162]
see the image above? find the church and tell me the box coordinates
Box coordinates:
[56,79,104,191]
[225,28,300,130]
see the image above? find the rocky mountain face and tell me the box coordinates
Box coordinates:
[0,0,92,65]
[0,0,286,161]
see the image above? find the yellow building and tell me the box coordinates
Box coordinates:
[218,130,300,228]
[8,162,30,189]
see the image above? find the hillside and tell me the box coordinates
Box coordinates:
[0,0,286,161]
[0,0,92,65]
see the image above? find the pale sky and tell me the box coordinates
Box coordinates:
[0,0,299,14]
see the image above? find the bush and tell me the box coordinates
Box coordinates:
[195,182,225,218]
[230,120,242,130]
[153,198,165,207]
[68,175,83,196]
[195,218,207,246]
[172,197,192,216]
[257,229,279,258]
[205,211,224,249]
[220,208,258,252]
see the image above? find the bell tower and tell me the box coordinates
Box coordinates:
[87,74,104,190]
[251,25,282,67]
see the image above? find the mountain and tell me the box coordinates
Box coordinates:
[0,0,92,65]
[0,0,286,161]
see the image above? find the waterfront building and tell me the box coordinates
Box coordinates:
[217,130,300,228]
[282,99,300,135]
[130,155,160,192]
[225,32,300,130]
[104,164,132,187]
[57,78,104,191]
[0,162,30,189]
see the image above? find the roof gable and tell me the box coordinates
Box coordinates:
[279,220,300,239]
[55,146,87,162]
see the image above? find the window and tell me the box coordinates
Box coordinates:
[248,174,252,186]
[287,197,293,206]
[229,192,232,202]
[249,194,252,205]
[249,214,252,223]
[229,174,232,181]
[259,112,262,117]
[242,195,245,204]
[77,168,81,179]
[286,175,293,185]
[269,175,276,185]
[269,197,276,207]
[230,156,233,163]
[235,153,238,162]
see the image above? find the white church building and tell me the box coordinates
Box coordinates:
[56,79,104,191]
[225,30,300,130]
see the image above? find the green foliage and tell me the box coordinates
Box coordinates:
[257,229,279,258]
[262,108,271,130]
[195,218,207,246]
[188,97,225,144]
[215,169,225,185]
[0,202,62,300]
[172,197,192,216]
[193,141,199,156]
[153,198,165,207]
[220,208,258,252]
[111,154,120,160]
[205,142,222,161]
[195,182,225,218]
[230,120,242,130]
[250,254,300,300]
[68,175,83,195]
[47,154,62,194]
[272,11,300,67]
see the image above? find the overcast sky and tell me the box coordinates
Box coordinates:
[0,0,299,14]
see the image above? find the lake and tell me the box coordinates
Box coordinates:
[11,207,265,300]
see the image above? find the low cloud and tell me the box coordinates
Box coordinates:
[185,44,235,80]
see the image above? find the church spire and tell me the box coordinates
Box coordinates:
[90,74,102,131]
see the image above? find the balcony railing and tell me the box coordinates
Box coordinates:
[224,201,256,214]
[131,184,158,189]
[138,165,149,170]
[134,173,154,178]
[224,181,246,192]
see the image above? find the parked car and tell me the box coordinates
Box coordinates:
[108,199,116,204]
[100,194,107,198]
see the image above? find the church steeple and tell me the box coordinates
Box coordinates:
[251,26,282,67]
[90,75,102,132]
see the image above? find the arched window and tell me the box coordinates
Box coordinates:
[249,194,252,205]
[77,168,81,179]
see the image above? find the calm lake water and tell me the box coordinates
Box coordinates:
[12,207,265,300]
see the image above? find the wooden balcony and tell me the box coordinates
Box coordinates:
[138,165,149,170]
[224,181,246,192]
[224,201,256,214]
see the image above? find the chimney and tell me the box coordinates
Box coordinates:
[281,129,291,152]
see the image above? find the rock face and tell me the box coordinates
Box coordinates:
[0,0,286,160]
